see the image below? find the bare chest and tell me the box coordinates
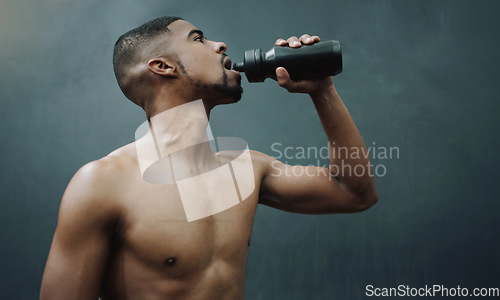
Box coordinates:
[114,176,260,277]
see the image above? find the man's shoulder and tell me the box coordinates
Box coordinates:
[83,144,134,175]
[67,143,139,201]
[216,149,277,174]
[55,151,136,236]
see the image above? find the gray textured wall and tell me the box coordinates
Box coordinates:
[1,0,499,299]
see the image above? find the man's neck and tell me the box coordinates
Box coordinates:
[148,99,218,167]
[150,100,207,151]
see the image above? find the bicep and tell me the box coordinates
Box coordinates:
[259,159,371,213]
[41,227,112,299]
[41,163,119,300]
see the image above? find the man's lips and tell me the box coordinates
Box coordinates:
[223,57,232,70]
[223,57,241,80]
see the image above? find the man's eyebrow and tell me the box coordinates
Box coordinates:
[187,29,204,38]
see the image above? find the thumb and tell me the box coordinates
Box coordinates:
[276,67,291,87]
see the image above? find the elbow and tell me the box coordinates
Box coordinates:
[355,185,378,212]
[362,191,378,211]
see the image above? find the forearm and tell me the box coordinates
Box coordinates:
[310,79,375,195]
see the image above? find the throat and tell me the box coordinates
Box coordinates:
[148,99,211,157]
[137,99,221,183]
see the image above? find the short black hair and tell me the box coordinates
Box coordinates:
[113,16,183,107]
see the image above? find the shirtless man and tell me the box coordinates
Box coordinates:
[40,16,378,299]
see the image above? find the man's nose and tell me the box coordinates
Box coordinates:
[214,41,227,54]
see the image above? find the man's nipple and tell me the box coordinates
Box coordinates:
[164,257,177,266]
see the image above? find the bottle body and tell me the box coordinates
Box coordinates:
[233,40,342,82]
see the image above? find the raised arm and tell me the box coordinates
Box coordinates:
[40,160,120,300]
[259,34,378,214]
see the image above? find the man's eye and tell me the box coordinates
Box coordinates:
[195,36,204,42]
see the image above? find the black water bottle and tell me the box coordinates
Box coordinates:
[233,40,342,82]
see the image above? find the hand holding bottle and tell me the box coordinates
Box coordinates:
[274,34,338,96]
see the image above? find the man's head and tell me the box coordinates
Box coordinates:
[113,16,242,118]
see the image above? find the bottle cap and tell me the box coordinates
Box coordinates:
[233,62,245,72]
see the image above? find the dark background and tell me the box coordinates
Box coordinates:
[1,0,499,299]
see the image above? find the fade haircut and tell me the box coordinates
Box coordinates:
[113,16,183,109]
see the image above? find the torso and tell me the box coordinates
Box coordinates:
[99,143,265,299]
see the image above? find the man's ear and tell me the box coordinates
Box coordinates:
[147,58,177,77]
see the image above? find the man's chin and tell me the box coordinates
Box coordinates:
[199,79,243,106]
[213,86,243,105]
[231,86,244,103]
[215,94,242,106]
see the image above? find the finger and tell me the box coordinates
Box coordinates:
[299,34,314,45]
[311,35,321,42]
[276,67,296,91]
[286,36,301,48]
[275,38,287,46]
